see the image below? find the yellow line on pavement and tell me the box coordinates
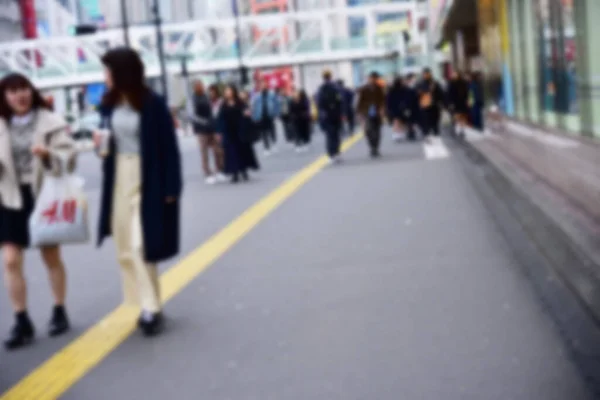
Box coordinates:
[1,133,363,400]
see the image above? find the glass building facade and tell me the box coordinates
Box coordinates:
[476,0,600,138]
[348,0,428,84]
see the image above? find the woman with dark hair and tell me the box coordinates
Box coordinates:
[289,88,312,150]
[217,85,259,183]
[0,73,76,349]
[95,48,182,336]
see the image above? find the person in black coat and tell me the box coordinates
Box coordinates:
[446,70,470,137]
[289,88,312,151]
[336,79,355,136]
[217,86,259,183]
[468,72,485,130]
[95,48,182,336]
[416,68,445,142]
[317,70,344,162]
[386,76,419,141]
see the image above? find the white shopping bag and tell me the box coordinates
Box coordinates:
[29,171,89,247]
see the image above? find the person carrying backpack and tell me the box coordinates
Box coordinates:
[317,70,344,163]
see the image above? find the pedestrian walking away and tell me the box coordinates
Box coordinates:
[96,47,183,337]
[317,70,344,163]
[357,71,386,158]
[0,73,77,350]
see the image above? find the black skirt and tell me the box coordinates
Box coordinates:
[0,185,35,248]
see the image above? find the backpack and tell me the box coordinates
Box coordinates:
[319,84,343,121]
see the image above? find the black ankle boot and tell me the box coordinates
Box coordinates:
[139,311,164,337]
[4,311,35,350]
[48,305,70,337]
[241,171,249,181]
[231,174,240,184]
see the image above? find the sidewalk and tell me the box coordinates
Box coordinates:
[56,134,591,399]
[461,116,600,392]
[1,130,593,399]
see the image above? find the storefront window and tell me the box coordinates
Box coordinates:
[573,0,600,137]
[534,0,580,131]
[535,0,556,124]
[507,0,525,119]
[559,0,580,131]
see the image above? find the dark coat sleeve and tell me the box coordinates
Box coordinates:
[386,90,395,118]
[155,96,183,199]
[434,83,445,107]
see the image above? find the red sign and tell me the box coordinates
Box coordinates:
[42,200,78,224]
[18,0,43,67]
[254,68,294,91]
[18,0,37,39]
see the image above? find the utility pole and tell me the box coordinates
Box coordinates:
[232,0,249,87]
[187,0,194,19]
[152,0,169,104]
[120,0,130,46]
[290,0,304,89]
[425,0,437,77]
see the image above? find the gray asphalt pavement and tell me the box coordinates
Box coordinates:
[0,129,593,399]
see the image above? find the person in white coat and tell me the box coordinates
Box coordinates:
[0,73,76,350]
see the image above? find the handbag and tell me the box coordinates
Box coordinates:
[29,156,89,247]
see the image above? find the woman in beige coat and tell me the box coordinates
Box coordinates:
[0,73,76,350]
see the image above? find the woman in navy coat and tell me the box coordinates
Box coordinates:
[95,48,182,336]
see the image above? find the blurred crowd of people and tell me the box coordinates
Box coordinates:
[190,79,317,185]
[313,67,484,162]
[189,67,484,183]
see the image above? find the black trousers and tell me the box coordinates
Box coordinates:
[260,119,276,150]
[294,120,311,146]
[282,116,295,142]
[365,117,382,152]
[419,108,440,137]
[324,123,341,158]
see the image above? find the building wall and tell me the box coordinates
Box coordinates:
[293,0,353,92]
[0,0,22,43]
[475,0,598,138]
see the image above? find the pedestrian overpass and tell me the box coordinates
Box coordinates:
[0,3,445,90]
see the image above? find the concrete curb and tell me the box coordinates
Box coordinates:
[454,133,600,396]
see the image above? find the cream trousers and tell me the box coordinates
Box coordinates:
[111,154,161,313]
